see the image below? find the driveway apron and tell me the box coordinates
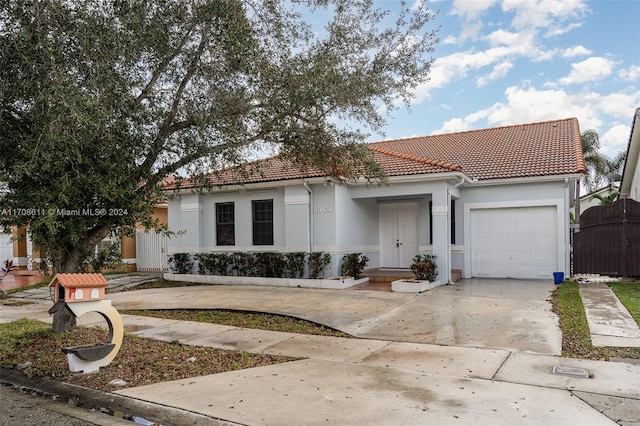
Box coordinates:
[353,279,562,355]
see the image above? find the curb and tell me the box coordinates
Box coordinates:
[0,368,238,426]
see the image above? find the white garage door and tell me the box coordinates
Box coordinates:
[0,229,13,263]
[470,206,557,279]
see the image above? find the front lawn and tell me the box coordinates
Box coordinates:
[608,282,640,324]
[0,319,298,392]
[121,309,352,338]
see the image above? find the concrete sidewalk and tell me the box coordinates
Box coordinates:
[1,278,639,425]
[579,282,640,347]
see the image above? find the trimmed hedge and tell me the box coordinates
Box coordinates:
[171,251,337,279]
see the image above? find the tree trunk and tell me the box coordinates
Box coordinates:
[52,307,77,332]
[51,226,110,333]
[51,253,82,333]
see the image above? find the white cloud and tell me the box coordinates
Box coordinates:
[601,124,631,157]
[477,61,513,87]
[501,0,589,31]
[562,45,592,58]
[429,85,640,154]
[412,49,501,101]
[443,35,459,44]
[557,57,616,85]
[485,28,535,53]
[451,0,499,21]
[450,0,499,40]
[619,65,640,82]
[432,117,471,134]
[545,22,584,37]
[596,92,640,118]
[410,0,425,11]
[486,86,595,126]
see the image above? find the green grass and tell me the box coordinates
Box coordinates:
[121,309,352,338]
[608,282,640,324]
[552,281,640,360]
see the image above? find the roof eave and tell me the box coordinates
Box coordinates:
[469,173,584,186]
[620,108,640,196]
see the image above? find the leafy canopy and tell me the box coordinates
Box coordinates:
[0,0,439,272]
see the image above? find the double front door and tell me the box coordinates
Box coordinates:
[380,203,418,268]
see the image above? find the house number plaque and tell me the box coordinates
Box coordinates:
[313,207,333,214]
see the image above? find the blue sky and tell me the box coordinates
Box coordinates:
[370,0,640,158]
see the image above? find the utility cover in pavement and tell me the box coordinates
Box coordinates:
[552,365,590,378]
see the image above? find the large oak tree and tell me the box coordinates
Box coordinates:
[1,0,438,330]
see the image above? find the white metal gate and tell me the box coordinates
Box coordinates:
[136,230,168,272]
[0,230,13,263]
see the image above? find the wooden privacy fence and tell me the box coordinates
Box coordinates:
[573,198,640,277]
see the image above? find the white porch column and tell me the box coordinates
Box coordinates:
[431,184,450,284]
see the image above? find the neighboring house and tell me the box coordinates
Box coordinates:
[620,107,640,201]
[579,186,619,213]
[572,108,640,277]
[167,118,585,282]
[4,205,168,273]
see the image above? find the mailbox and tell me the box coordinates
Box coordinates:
[49,273,108,303]
[47,273,123,373]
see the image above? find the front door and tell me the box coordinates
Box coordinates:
[380,203,419,268]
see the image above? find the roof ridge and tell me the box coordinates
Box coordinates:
[369,145,462,172]
[369,117,579,146]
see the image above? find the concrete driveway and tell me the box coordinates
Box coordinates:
[108,278,562,355]
[352,278,562,355]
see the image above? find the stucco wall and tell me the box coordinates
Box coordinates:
[166,176,574,279]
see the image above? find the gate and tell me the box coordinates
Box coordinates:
[573,198,640,277]
[135,230,168,272]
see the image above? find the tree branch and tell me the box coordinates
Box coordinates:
[140,24,211,174]
[134,26,196,105]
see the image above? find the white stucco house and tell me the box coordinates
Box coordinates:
[166,117,585,283]
[620,107,640,201]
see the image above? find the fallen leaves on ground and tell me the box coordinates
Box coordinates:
[0,319,298,392]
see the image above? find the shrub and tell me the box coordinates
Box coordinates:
[308,252,331,279]
[168,253,193,274]
[341,253,369,279]
[254,252,286,278]
[194,253,215,274]
[79,241,123,273]
[0,259,15,281]
[284,252,307,278]
[213,253,233,275]
[410,254,437,281]
[232,252,262,276]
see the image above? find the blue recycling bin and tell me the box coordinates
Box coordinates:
[553,272,564,285]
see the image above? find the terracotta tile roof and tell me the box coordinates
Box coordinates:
[370,146,462,174]
[168,118,584,188]
[371,117,584,180]
[49,273,109,289]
